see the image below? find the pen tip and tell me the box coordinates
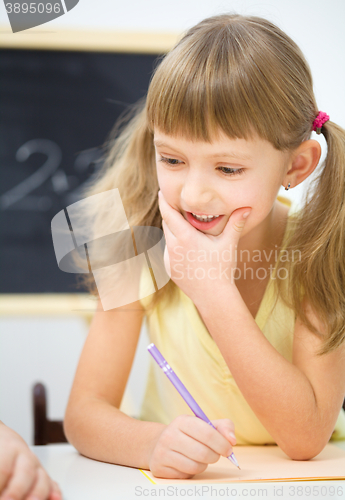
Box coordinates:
[238,466,241,470]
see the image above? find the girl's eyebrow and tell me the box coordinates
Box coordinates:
[206,152,252,160]
[153,141,252,161]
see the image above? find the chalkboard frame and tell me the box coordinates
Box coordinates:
[0,25,182,53]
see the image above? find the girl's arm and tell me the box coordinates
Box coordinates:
[64,299,235,475]
[64,299,165,469]
[195,286,345,460]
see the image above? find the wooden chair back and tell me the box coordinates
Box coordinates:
[33,382,68,445]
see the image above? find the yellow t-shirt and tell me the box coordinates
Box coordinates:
[138,196,345,443]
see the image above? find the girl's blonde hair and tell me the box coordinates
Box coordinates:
[82,13,345,355]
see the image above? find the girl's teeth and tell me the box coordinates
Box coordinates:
[192,213,220,222]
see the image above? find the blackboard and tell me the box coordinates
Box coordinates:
[0,48,160,293]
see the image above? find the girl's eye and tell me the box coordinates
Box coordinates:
[158,156,245,176]
[218,166,245,176]
[158,156,182,166]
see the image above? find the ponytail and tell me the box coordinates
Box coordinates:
[275,121,345,354]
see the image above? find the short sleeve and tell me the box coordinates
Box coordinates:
[138,263,156,310]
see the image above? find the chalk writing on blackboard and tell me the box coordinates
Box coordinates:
[1,138,103,212]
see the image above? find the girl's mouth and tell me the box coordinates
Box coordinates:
[186,211,224,230]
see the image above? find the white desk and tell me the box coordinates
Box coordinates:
[32,444,147,500]
[32,443,345,500]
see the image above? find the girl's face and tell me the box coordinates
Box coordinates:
[154,128,291,238]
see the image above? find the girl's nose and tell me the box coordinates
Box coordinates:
[180,172,215,210]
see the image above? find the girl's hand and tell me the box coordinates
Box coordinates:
[158,191,251,305]
[0,422,62,500]
[148,415,236,479]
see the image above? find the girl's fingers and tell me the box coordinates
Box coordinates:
[25,467,51,500]
[211,419,237,446]
[170,429,220,465]
[1,453,37,499]
[176,416,233,458]
[161,449,208,477]
[220,207,252,249]
[0,448,16,493]
[158,190,190,239]
[151,463,195,480]
[49,481,62,500]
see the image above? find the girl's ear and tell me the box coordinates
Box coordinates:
[283,139,322,189]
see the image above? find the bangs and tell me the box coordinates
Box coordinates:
[146,15,314,150]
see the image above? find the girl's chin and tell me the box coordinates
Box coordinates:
[193,224,225,236]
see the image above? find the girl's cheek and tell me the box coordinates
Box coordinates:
[158,174,179,202]
[156,172,166,195]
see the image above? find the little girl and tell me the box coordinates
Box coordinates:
[64,14,345,479]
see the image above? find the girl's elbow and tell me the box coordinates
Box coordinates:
[63,402,82,446]
[63,409,75,444]
[282,440,327,461]
[287,449,320,461]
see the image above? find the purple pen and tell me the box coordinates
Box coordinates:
[147,343,240,470]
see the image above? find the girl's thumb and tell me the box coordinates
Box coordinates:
[231,208,252,234]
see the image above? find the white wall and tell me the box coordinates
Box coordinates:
[0,315,149,444]
[0,317,87,443]
[0,0,344,445]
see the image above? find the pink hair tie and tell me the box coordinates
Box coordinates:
[312,111,330,134]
